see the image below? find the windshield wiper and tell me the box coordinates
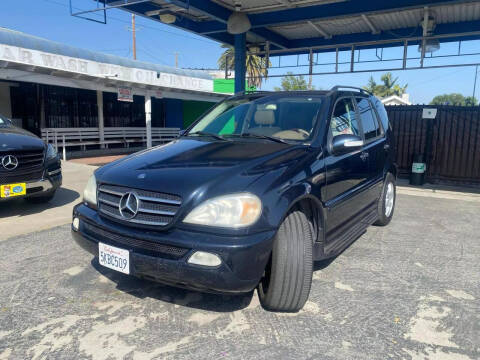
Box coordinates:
[239,132,289,144]
[188,131,229,141]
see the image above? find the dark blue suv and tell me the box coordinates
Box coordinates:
[72,87,397,312]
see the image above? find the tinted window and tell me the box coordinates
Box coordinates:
[189,96,323,142]
[330,97,360,137]
[356,97,380,140]
[372,97,390,131]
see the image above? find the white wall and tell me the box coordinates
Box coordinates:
[0,82,12,118]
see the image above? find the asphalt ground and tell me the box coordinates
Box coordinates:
[0,192,479,360]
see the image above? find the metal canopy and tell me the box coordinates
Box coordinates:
[73,0,480,92]
[75,1,480,51]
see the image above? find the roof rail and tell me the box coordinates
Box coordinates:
[328,86,372,96]
[233,90,273,95]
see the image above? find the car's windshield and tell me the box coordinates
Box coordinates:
[188,95,324,142]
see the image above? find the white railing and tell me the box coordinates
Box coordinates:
[41,127,180,160]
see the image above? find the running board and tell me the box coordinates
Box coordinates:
[324,204,378,257]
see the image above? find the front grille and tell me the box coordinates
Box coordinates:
[97,184,182,227]
[0,169,44,184]
[0,149,45,184]
[83,221,189,259]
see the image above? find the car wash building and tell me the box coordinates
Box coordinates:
[0,27,227,148]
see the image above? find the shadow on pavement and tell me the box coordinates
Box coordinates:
[87,243,352,312]
[0,187,80,218]
[91,258,255,312]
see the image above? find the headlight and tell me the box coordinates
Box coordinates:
[46,144,57,160]
[83,174,97,206]
[183,193,262,228]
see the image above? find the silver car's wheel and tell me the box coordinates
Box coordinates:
[374,173,396,227]
[385,182,394,217]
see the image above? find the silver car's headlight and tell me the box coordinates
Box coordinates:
[183,193,262,228]
[83,174,97,206]
[46,144,57,160]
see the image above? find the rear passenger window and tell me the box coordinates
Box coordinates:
[330,97,360,137]
[356,97,381,140]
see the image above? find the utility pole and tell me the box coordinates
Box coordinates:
[473,65,478,100]
[132,14,137,60]
[174,52,179,68]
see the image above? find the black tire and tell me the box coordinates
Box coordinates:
[258,210,313,312]
[374,173,396,226]
[25,190,56,204]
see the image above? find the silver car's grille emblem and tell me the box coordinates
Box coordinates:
[119,192,139,219]
[1,155,18,170]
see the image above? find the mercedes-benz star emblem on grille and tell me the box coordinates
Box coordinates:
[1,155,19,171]
[119,192,139,219]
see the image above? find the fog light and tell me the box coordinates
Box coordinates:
[188,251,221,267]
[72,217,80,231]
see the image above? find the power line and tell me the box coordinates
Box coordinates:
[409,67,470,89]
[136,41,169,65]
[40,0,216,44]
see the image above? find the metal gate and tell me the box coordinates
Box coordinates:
[386,105,480,186]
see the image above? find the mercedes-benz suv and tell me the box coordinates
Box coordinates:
[72,87,397,312]
[0,115,62,202]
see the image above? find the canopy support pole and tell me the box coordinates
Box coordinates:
[145,93,152,148]
[234,33,246,94]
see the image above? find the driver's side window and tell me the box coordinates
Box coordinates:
[330,98,360,137]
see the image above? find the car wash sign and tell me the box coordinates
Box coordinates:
[0,44,214,93]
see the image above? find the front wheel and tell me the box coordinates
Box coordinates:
[374,173,396,226]
[258,210,313,312]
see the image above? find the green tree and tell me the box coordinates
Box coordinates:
[363,72,408,97]
[274,72,313,91]
[217,44,270,89]
[430,93,478,106]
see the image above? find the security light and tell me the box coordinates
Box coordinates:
[159,14,176,24]
[418,13,440,53]
[227,4,251,34]
[418,38,440,53]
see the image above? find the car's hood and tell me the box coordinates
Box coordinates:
[0,126,45,151]
[97,138,310,201]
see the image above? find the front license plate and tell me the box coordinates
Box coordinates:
[0,183,26,198]
[98,242,130,274]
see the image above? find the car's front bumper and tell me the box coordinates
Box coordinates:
[0,169,62,201]
[71,204,275,294]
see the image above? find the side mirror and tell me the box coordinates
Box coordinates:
[331,134,364,155]
[179,130,186,136]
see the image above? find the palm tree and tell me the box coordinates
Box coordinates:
[217,44,270,89]
[364,72,407,97]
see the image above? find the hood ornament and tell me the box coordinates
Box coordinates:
[1,155,18,170]
[119,192,139,219]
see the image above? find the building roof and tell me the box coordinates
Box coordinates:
[381,94,412,106]
[0,27,212,80]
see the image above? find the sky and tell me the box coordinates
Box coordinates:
[0,0,479,104]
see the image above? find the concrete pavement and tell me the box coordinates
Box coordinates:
[0,161,95,240]
[0,193,478,359]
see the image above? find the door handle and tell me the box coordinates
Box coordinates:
[384,144,390,151]
[360,151,369,161]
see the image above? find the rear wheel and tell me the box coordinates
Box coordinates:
[258,210,313,312]
[374,173,396,226]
